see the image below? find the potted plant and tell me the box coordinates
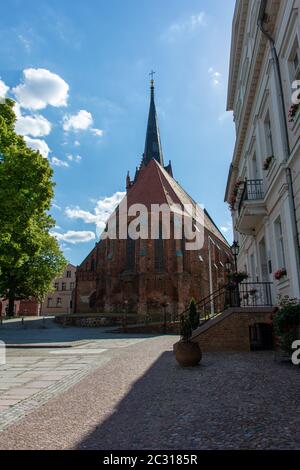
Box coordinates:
[174,314,202,367]
[228,271,248,284]
[263,156,274,171]
[189,298,199,329]
[274,268,287,281]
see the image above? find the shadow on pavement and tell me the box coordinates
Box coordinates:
[76,351,198,450]
[0,317,158,345]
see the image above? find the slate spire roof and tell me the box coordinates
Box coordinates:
[142,79,164,167]
[123,78,229,247]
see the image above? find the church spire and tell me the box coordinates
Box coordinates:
[143,73,164,167]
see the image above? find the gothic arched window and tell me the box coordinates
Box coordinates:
[155,222,164,272]
[126,237,136,271]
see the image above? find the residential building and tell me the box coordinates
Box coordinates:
[225,0,300,302]
[40,263,76,315]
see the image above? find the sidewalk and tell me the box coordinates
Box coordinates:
[0,334,300,450]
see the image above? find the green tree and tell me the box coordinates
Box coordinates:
[189,298,199,330]
[0,98,67,315]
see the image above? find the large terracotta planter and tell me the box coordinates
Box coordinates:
[175,341,202,367]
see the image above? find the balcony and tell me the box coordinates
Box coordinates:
[236,179,267,234]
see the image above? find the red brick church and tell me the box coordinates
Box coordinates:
[74,79,230,317]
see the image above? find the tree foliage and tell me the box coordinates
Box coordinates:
[0,98,67,313]
[273,296,300,353]
[180,314,192,343]
[189,298,199,330]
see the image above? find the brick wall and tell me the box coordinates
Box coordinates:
[75,224,231,316]
[192,308,275,352]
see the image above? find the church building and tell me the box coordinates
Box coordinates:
[74,79,231,317]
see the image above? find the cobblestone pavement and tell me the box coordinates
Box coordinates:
[0,332,300,450]
[0,318,153,432]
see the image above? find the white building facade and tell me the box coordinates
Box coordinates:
[225,0,300,303]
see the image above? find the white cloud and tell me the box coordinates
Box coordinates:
[13,102,22,118]
[24,136,50,158]
[91,128,103,137]
[220,222,233,234]
[65,191,125,235]
[218,111,233,123]
[13,68,69,110]
[0,79,9,99]
[74,140,80,146]
[52,203,62,211]
[15,114,52,137]
[67,154,82,163]
[208,67,222,87]
[51,157,69,167]
[63,109,93,132]
[18,34,31,54]
[162,12,206,42]
[63,111,103,136]
[51,230,96,244]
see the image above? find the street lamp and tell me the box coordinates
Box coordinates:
[230,241,241,308]
[231,241,240,273]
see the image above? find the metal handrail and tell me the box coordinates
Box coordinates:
[172,281,274,328]
[173,285,226,323]
[238,179,264,215]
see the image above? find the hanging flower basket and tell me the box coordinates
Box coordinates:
[228,180,244,211]
[288,94,300,123]
[263,155,274,171]
[274,268,287,281]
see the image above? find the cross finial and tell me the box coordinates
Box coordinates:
[149,70,155,80]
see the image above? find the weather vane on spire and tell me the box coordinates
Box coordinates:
[149,70,155,87]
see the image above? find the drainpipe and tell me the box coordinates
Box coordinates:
[258,0,300,297]
[208,236,215,315]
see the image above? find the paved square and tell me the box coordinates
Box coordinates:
[0,318,152,432]
[1,318,300,450]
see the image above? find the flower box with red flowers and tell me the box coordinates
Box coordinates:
[228,180,244,211]
[274,268,287,281]
[288,94,300,123]
[263,155,274,171]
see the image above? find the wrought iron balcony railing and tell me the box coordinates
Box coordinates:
[238,179,264,215]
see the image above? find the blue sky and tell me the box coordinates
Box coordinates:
[0,0,236,265]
